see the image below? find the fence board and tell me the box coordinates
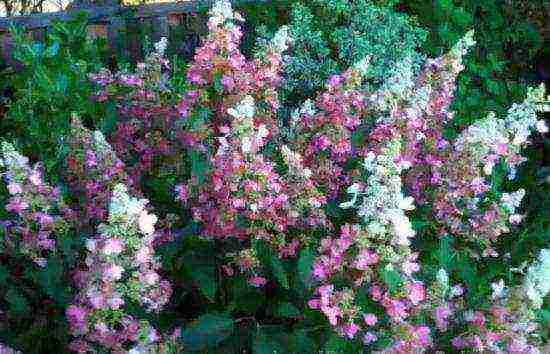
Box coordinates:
[0,0,269,64]
[0,0,267,32]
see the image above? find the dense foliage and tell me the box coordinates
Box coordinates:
[0,0,548,353]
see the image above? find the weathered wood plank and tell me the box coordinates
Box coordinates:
[151,15,169,41]
[0,6,121,32]
[87,23,108,40]
[0,0,269,32]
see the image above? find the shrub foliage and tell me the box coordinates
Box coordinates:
[0,1,548,353]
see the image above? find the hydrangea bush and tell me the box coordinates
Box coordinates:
[0,1,548,353]
[280,0,427,111]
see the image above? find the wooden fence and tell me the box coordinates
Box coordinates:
[0,0,268,63]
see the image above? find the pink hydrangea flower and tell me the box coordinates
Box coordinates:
[342,322,360,339]
[363,313,378,326]
[406,281,426,305]
[355,250,379,270]
[6,182,22,195]
[363,332,377,345]
[103,264,124,282]
[248,276,267,287]
[435,304,453,331]
[102,238,124,255]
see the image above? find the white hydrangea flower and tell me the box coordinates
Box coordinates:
[138,210,157,236]
[536,120,548,133]
[209,0,234,26]
[362,151,377,171]
[453,85,546,182]
[369,57,420,113]
[92,130,111,152]
[365,222,383,236]
[241,137,253,154]
[154,37,168,57]
[387,209,415,246]
[398,196,415,211]
[280,145,313,180]
[523,248,550,309]
[500,189,525,214]
[257,124,269,140]
[436,269,449,292]
[451,29,476,58]
[341,139,417,247]
[109,184,150,227]
[454,112,509,154]
[491,279,507,299]
[508,213,523,224]
[270,26,292,53]
[0,142,30,182]
[86,239,97,252]
[290,99,317,131]
[353,56,371,76]
[227,95,256,120]
[34,257,47,268]
[449,285,464,297]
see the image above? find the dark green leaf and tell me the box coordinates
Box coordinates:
[379,265,402,293]
[298,248,315,289]
[6,288,29,315]
[271,256,289,289]
[190,150,209,185]
[180,312,233,352]
[274,302,300,318]
[191,264,217,301]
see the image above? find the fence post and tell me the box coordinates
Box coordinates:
[107,15,128,59]
[152,15,168,42]
[70,0,120,10]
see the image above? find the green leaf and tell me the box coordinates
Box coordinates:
[379,264,402,293]
[35,258,71,305]
[31,43,45,58]
[271,256,289,289]
[6,288,29,315]
[289,328,316,353]
[191,264,217,301]
[537,309,550,327]
[298,248,315,289]
[45,42,60,58]
[188,107,211,131]
[56,73,69,93]
[437,235,455,271]
[0,265,8,284]
[456,253,478,291]
[275,302,300,318]
[253,326,287,354]
[229,276,264,313]
[190,150,209,185]
[323,332,357,353]
[180,312,233,352]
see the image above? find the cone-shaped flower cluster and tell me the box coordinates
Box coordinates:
[66,184,171,353]
[425,248,549,353]
[65,116,130,225]
[0,142,72,266]
[310,139,428,348]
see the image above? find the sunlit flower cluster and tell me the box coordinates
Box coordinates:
[0,343,22,354]
[3,1,547,353]
[309,139,429,349]
[421,85,547,256]
[66,184,171,352]
[0,142,71,267]
[65,117,130,224]
[89,36,179,188]
[424,248,549,353]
